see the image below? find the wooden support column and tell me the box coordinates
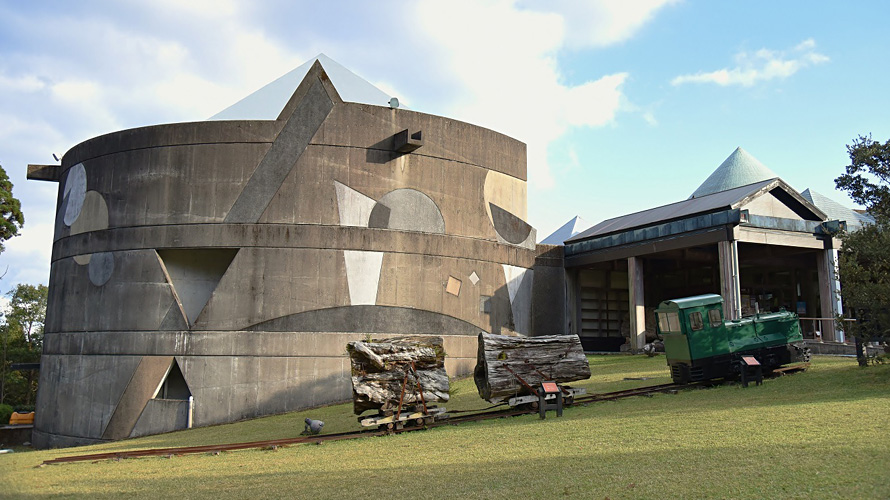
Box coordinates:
[565,269,579,336]
[627,257,646,353]
[717,240,742,320]
[817,248,843,342]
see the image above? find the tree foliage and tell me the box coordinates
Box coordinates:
[835,135,890,364]
[0,162,25,254]
[835,135,890,219]
[1,283,48,406]
[836,219,890,337]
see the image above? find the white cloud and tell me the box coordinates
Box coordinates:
[1,220,53,287]
[643,111,658,126]
[534,0,681,48]
[671,39,829,87]
[0,0,679,287]
[414,0,670,188]
[795,38,816,51]
[0,74,46,93]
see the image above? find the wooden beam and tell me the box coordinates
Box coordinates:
[627,257,646,352]
[718,240,742,320]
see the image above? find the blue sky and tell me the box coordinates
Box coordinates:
[1,0,889,288]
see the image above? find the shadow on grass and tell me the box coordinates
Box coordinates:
[11,434,888,500]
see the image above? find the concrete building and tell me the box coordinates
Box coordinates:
[28,55,555,447]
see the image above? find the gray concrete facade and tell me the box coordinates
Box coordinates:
[31,60,543,447]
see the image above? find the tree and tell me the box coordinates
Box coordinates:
[0,283,48,406]
[835,135,890,219]
[0,162,25,254]
[835,135,890,365]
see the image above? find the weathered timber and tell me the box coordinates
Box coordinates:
[474,333,591,402]
[347,336,449,415]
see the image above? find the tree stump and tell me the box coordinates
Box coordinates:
[474,333,590,402]
[347,336,449,415]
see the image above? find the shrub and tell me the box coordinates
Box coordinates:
[0,403,13,425]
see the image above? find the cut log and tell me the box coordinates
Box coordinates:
[474,333,590,403]
[347,336,449,415]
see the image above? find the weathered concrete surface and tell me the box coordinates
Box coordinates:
[27,164,60,182]
[35,333,479,447]
[34,60,537,447]
[130,399,190,438]
[102,356,174,440]
[225,77,334,223]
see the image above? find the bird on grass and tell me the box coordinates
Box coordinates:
[302,418,324,435]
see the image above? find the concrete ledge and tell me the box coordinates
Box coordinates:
[62,103,526,181]
[803,340,856,356]
[0,425,33,446]
[52,224,537,268]
[44,330,480,357]
[32,429,107,449]
[27,164,60,182]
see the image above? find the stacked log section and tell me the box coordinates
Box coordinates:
[346,336,450,415]
[474,333,591,402]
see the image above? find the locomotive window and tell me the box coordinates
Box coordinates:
[708,308,722,328]
[689,312,704,331]
[658,312,681,333]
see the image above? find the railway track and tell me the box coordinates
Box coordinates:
[40,382,695,466]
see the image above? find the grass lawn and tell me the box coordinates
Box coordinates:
[2,355,888,499]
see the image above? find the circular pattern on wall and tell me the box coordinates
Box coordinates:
[62,163,87,226]
[368,188,445,234]
[71,191,111,265]
[88,252,115,286]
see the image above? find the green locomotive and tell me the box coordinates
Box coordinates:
[655,294,810,383]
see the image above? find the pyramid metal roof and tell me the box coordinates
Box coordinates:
[539,216,591,245]
[801,189,874,231]
[690,147,779,199]
[209,53,396,120]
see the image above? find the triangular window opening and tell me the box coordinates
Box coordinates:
[155,360,191,401]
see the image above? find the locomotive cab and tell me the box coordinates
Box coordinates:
[656,294,730,383]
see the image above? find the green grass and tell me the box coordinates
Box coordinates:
[2,355,888,499]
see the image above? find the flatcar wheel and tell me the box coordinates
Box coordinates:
[384,422,394,431]
[529,401,539,411]
[416,418,425,426]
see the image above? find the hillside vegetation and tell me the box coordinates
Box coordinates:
[2,355,888,499]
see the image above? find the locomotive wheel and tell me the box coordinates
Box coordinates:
[528,401,539,411]
[416,418,425,426]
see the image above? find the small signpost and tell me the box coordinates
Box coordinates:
[537,381,563,419]
[739,356,763,387]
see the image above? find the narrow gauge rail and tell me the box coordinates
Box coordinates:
[41,382,696,466]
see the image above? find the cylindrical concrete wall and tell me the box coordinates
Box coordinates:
[34,65,538,447]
